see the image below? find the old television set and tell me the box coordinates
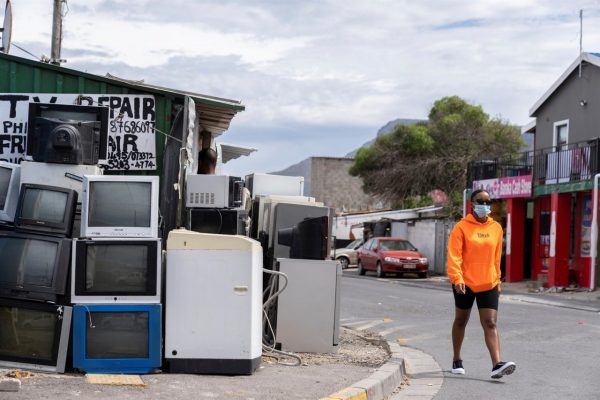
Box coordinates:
[14,183,78,237]
[27,102,109,164]
[0,299,72,373]
[71,238,162,304]
[277,216,329,260]
[72,304,162,374]
[0,230,72,303]
[0,161,21,224]
[81,175,159,238]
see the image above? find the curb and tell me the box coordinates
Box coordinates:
[320,337,405,400]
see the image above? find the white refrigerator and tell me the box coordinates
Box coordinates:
[275,258,342,353]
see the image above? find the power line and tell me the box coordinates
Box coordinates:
[11,43,40,61]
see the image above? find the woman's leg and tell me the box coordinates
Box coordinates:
[452,307,471,361]
[478,308,500,366]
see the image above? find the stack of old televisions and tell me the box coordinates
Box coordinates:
[71,174,162,374]
[0,101,109,374]
[0,163,78,373]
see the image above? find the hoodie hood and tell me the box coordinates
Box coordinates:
[464,213,496,226]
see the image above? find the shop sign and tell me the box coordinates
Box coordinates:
[472,175,532,199]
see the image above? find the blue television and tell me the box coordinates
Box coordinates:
[72,304,161,374]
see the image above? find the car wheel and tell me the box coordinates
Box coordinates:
[418,272,428,279]
[357,260,366,276]
[337,257,349,269]
[376,262,385,278]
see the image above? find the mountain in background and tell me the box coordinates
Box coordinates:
[345,118,426,158]
[271,118,425,194]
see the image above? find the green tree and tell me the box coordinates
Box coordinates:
[349,96,524,215]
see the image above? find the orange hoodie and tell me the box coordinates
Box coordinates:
[447,213,502,292]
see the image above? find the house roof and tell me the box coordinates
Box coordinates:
[104,74,244,136]
[529,52,600,117]
[521,120,536,134]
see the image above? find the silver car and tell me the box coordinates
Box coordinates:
[331,239,363,269]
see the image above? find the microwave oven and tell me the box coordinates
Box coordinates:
[185,174,242,209]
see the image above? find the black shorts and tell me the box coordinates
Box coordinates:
[453,285,499,310]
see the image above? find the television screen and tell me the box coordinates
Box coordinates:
[89,182,151,227]
[81,175,159,238]
[0,231,72,302]
[14,184,78,237]
[87,312,149,358]
[72,238,161,303]
[0,161,21,223]
[278,216,329,260]
[0,299,72,373]
[27,102,109,162]
[72,304,161,373]
[0,167,11,209]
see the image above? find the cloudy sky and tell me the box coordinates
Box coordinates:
[6,0,600,176]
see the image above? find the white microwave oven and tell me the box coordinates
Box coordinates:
[186,174,243,209]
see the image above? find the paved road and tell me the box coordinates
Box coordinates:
[340,272,600,400]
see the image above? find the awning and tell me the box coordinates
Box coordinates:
[218,142,257,164]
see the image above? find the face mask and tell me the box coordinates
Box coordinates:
[473,204,491,218]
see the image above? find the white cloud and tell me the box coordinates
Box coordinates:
[6,0,600,176]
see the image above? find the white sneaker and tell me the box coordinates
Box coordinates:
[451,360,465,374]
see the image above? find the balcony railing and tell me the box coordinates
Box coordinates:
[468,138,600,188]
[468,152,534,185]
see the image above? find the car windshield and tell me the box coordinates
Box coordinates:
[346,239,362,249]
[379,240,417,251]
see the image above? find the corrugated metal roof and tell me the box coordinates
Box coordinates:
[105,73,244,136]
[0,52,245,136]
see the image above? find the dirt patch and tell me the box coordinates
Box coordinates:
[263,327,390,367]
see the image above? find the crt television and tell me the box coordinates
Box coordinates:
[81,175,159,238]
[27,102,109,163]
[14,183,78,237]
[277,216,329,260]
[0,161,21,223]
[0,230,72,303]
[0,299,72,373]
[72,304,162,374]
[71,238,162,304]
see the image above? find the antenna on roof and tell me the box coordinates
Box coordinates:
[579,9,583,78]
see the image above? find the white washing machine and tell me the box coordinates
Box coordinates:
[165,229,262,374]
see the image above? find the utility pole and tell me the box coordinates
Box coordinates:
[50,0,64,65]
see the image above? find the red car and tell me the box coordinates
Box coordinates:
[356,237,428,278]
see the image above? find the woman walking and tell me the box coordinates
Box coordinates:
[447,189,516,379]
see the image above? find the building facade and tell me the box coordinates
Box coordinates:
[275,156,388,214]
[469,52,600,290]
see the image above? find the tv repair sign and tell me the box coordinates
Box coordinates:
[0,93,157,170]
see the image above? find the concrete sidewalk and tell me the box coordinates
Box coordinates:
[0,327,406,400]
[3,274,597,399]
